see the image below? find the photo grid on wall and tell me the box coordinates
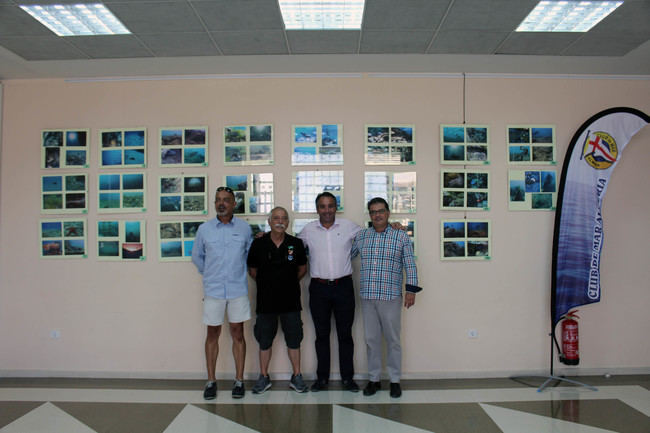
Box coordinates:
[440,124,490,164]
[224,173,274,215]
[508,169,558,210]
[41,174,88,214]
[441,219,491,260]
[441,169,490,210]
[224,124,273,165]
[365,125,415,165]
[159,126,208,167]
[98,172,147,213]
[158,220,205,261]
[40,218,87,259]
[364,171,416,214]
[507,125,556,165]
[99,128,147,168]
[292,170,344,213]
[291,124,343,165]
[159,174,208,215]
[97,220,146,260]
[42,129,89,169]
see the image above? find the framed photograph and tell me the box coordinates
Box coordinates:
[366,218,417,257]
[41,129,89,169]
[508,169,557,211]
[507,125,556,165]
[158,220,206,261]
[41,174,88,214]
[224,124,273,165]
[292,170,344,213]
[440,124,489,165]
[441,169,490,210]
[441,219,491,261]
[243,218,272,237]
[160,126,208,167]
[365,125,415,165]
[224,173,274,215]
[159,174,208,215]
[97,220,146,261]
[292,124,343,165]
[99,128,147,168]
[97,172,146,213]
[40,218,87,258]
[365,171,416,214]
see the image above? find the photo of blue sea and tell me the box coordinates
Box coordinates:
[125,221,141,242]
[184,148,205,164]
[532,127,553,143]
[99,193,121,208]
[443,222,465,238]
[98,221,119,237]
[66,131,86,147]
[124,149,145,165]
[510,180,525,201]
[41,222,62,238]
[161,241,182,257]
[123,174,144,190]
[64,239,85,255]
[66,150,86,166]
[541,171,557,192]
[184,240,194,256]
[99,241,119,256]
[322,125,338,146]
[124,130,145,147]
[99,174,121,190]
[443,127,464,143]
[102,149,122,166]
[295,127,317,143]
[43,176,62,192]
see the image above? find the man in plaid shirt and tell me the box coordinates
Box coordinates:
[351,197,422,398]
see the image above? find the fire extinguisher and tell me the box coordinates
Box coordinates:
[560,310,580,365]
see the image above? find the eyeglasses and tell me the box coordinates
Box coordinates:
[216,186,233,193]
[369,208,387,216]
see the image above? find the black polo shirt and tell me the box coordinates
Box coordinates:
[247,232,307,314]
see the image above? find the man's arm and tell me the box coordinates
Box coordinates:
[248,267,257,279]
[401,232,421,309]
[297,264,307,281]
[191,228,205,274]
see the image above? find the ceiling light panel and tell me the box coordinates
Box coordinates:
[279,0,365,30]
[516,1,624,32]
[20,3,131,36]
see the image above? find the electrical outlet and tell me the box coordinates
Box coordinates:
[468,329,478,339]
[50,330,61,339]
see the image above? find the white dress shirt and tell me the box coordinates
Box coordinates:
[298,217,361,279]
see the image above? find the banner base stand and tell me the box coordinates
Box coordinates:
[536,375,598,392]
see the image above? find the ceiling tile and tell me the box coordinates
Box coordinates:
[440,0,538,32]
[0,4,55,36]
[137,32,220,57]
[497,32,582,55]
[0,36,86,60]
[360,30,434,54]
[362,0,450,30]
[211,31,288,55]
[287,30,359,54]
[562,34,649,57]
[588,1,650,38]
[192,0,284,31]
[66,35,154,59]
[428,30,509,54]
[107,2,205,33]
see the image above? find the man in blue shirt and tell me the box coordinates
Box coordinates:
[192,186,253,400]
[351,197,422,398]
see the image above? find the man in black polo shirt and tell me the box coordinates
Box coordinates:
[247,206,308,394]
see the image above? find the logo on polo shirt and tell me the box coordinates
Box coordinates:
[287,245,294,261]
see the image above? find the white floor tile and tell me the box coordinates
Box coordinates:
[163,404,259,433]
[0,402,98,433]
[333,405,432,433]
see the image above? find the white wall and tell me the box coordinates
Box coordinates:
[0,75,648,379]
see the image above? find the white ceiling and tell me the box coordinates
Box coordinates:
[0,0,649,80]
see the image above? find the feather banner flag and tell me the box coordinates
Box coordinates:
[552,107,649,327]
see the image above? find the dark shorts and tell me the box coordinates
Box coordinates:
[254,311,303,350]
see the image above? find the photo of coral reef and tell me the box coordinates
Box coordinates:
[224,124,273,166]
[159,126,208,167]
[41,174,88,214]
[40,218,87,259]
[42,129,89,169]
[365,124,415,165]
[507,125,556,165]
[291,124,343,165]
[97,220,146,261]
[158,220,206,261]
[99,128,147,168]
[441,219,491,260]
[440,170,490,210]
[440,125,489,165]
[159,175,208,215]
[509,170,557,211]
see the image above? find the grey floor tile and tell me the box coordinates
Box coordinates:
[490,399,650,433]
[53,402,185,433]
[0,401,45,429]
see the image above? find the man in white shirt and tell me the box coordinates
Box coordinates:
[298,192,361,392]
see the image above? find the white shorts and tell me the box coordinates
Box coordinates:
[203,295,251,327]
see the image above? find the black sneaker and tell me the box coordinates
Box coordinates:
[363,381,381,396]
[310,379,328,392]
[389,382,402,398]
[342,379,360,392]
[232,380,245,399]
[203,381,217,400]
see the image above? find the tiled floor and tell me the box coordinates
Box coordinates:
[1,375,648,432]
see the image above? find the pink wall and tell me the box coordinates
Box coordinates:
[1,75,648,379]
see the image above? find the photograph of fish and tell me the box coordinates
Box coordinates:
[467,192,488,208]
[441,125,490,165]
[183,221,202,238]
[40,218,87,259]
[233,192,245,214]
[102,149,122,166]
[160,175,206,215]
[161,129,183,146]
[225,126,247,143]
[123,192,144,208]
[65,150,86,166]
[468,241,489,257]
[250,125,272,142]
[160,127,207,166]
[532,146,554,162]
[43,131,63,147]
[443,126,464,143]
[43,176,62,192]
[390,127,413,144]
[42,194,63,210]
[98,221,119,237]
[100,129,147,167]
[367,127,389,143]
[158,220,206,261]
[508,127,530,144]
[124,149,145,165]
[65,193,86,209]
[44,174,87,211]
[226,175,247,192]
[102,131,122,147]
[442,191,464,208]
[225,146,247,162]
[183,195,205,212]
[295,126,318,143]
[160,196,182,212]
[443,221,465,238]
[467,172,488,189]
[322,125,339,146]
[160,222,181,239]
[185,128,206,145]
[509,146,530,162]
[508,169,557,211]
[124,130,145,147]
[161,177,182,194]
[508,125,555,165]
[161,148,182,165]
[184,176,206,193]
[184,148,205,164]
[443,172,465,189]
[441,219,490,260]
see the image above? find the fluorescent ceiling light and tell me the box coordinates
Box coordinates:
[20,3,130,36]
[516,1,623,32]
[279,0,365,30]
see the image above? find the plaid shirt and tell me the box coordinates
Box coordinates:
[351,225,419,301]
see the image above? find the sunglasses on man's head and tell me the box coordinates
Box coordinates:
[216,186,233,193]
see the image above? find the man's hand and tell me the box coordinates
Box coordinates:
[404,292,415,309]
[255,231,265,239]
[390,221,406,231]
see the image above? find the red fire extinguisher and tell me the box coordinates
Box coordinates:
[560,310,580,365]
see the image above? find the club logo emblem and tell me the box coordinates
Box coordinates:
[582,131,618,170]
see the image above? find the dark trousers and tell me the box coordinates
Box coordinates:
[308,276,355,382]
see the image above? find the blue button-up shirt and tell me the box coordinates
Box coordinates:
[191,216,252,299]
